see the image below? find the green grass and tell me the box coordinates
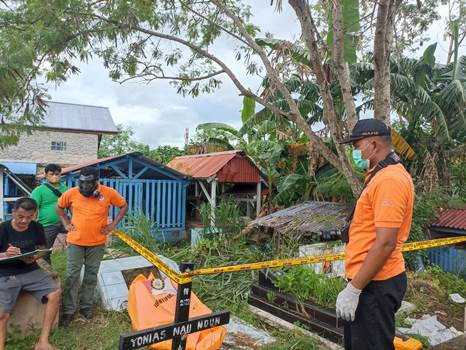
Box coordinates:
[7,251,131,350]
[7,310,131,350]
[6,249,327,350]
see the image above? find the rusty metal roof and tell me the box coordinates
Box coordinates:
[431,209,466,231]
[167,150,261,183]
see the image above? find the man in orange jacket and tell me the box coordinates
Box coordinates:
[336,119,414,350]
[56,167,128,326]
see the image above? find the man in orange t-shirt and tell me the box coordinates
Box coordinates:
[56,166,128,326]
[336,119,414,350]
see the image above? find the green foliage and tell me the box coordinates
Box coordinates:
[273,266,345,309]
[261,332,320,350]
[135,144,185,164]
[8,250,131,350]
[123,212,162,247]
[422,265,466,295]
[192,122,241,151]
[199,199,242,236]
[314,165,356,203]
[98,124,184,163]
[405,188,452,268]
[122,213,267,312]
[98,124,138,158]
[405,334,430,349]
[390,0,441,55]
[450,162,466,198]
[0,0,453,198]
[326,0,360,64]
[241,96,256,124]
[274,173,315,206]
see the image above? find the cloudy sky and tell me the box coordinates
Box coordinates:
[48,2,451,148]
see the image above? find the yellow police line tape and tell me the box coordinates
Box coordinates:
[113,230,466,285]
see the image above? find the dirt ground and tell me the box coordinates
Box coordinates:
[405,271,465,331]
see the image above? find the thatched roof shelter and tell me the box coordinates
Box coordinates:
[244,201,349,242]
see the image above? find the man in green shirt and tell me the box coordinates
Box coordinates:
[31,164,68,265]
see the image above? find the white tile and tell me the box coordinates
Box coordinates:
[102,271,125,286]
[103,284,128,299]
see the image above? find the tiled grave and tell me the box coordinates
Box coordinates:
[299,242,345,277]
[97,255,179,311]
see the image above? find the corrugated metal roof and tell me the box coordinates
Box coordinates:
[431,209,466,231]
[167,150,261,183]
[60,152,189,179]
[0,161,37,175]
[40,101,118,134]
[61,154,121,174]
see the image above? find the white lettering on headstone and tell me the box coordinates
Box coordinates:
[142,334,151,344]
[129,329,168,348]
[179,298,190,307]
[197,316,221,330]
[173,323,192,336]
[183,288,190,296]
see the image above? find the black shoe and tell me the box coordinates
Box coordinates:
[79,307,94,319]
[59,314,74,327]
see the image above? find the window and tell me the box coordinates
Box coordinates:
[51,141,66,151]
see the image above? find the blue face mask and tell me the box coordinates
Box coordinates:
[352,149,370,170]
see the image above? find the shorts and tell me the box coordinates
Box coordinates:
[0,268,59,313]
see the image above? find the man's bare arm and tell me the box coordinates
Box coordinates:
[56,205,74,231]
[102,203,128,235]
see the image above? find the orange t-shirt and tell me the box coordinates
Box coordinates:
[57,184,126,246]
[345,163,414,281]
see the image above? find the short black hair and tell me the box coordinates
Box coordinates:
[80,166,99,179]
[44,163,62,174]
[14,197,38,211]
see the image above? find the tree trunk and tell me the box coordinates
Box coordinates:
[373,0,399,126]
[289,0,362,196]
[331,1,358,131]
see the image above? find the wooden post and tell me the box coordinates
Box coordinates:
[211,180,217,227]
[119,262,230,350]
[172,263,194,350]
[256,182,261,217]
[463,307,466,332]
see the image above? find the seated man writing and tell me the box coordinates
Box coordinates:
[0,198,61,350]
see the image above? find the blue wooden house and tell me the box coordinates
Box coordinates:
[0,162,35,221]
[61,152,190,237]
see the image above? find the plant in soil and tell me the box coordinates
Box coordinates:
[273,266,345,310]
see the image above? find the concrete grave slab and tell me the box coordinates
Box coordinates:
[397,315,464,346]
[222,316,276,349]
[96,255,179,311]
[299,242,345,277]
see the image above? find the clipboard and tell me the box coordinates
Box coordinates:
[0,248,52,264]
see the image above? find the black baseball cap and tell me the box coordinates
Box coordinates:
[339,119,391,144]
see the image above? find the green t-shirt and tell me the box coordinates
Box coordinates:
[31,182,69,227]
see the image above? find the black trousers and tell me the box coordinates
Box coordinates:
[43,224,64,264]
[344,272,407,350]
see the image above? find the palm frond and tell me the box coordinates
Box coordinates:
[391,129,415,160]
[196,122,240,137]
[204,137,235,150]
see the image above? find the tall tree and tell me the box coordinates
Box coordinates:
[0,0,440,195]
